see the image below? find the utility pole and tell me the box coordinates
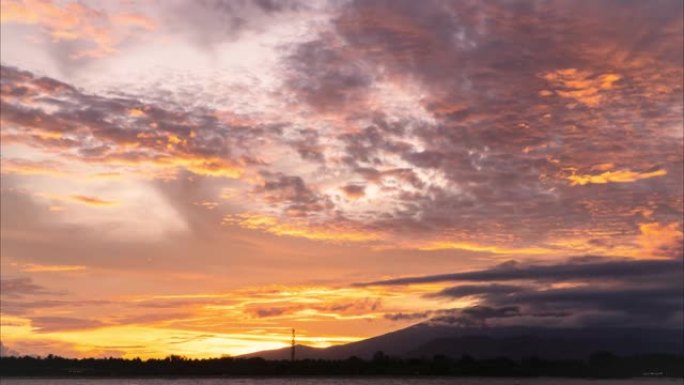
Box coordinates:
[290,328,295,361]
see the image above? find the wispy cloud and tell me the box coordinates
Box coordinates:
[36,193,118,207]
[20,264,86,273]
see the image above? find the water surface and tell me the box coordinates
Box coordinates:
[1,378,681,385]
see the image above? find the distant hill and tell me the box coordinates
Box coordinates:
[240,322,684,360]
[241,344,325,360]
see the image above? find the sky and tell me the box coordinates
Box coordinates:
[0,0,682,359]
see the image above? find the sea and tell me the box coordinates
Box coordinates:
[0,378,680,385]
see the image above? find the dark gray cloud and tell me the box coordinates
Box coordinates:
[0,299,111,316]
[0,278,55,298]
[389,281,682,328]
[384,311,432,322]
[246,298,382,318]
[255,171,332,216]
[29,316,105,332]
[372,256,684,328]
[426,284,526,298]
[503,284,683,317]
[428,279,683,325]
[287,128,326,163]
[340,184,365,199]
[358,258,682,286]
[253,307,288,318]
[431,306,522,328]
[385,305,521,327]
[164,0,313,48]
[285,36,375,113]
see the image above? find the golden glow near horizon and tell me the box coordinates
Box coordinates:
[1,0,682,358]
[0,283,463,358]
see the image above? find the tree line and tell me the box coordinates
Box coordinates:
[1,352,682,378]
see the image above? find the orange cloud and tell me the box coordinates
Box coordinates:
[37,193,119,207]
[568,169,667,186]
[177,157,243,179]
[638,222,683,258]
[70,195,118,207]
[415,241,551,255]
[0,158,65,176]
[111,13,158,31]
[127,108,146,117]
[224,214,379,242]
[0,0,156,59]
[541,68,621,107]
[85,154,244,180]
[193,201,220,210]
[21,264,86,273]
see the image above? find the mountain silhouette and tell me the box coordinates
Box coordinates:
[240,322,683,360]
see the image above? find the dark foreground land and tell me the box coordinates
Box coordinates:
[1,353,682,378]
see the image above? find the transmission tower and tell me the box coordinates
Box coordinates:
[290,328,296,361]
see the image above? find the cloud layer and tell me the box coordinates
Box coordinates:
[371,257,683,328]
[1,0,682,358]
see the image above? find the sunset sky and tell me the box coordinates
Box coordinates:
[0,0,682,359]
